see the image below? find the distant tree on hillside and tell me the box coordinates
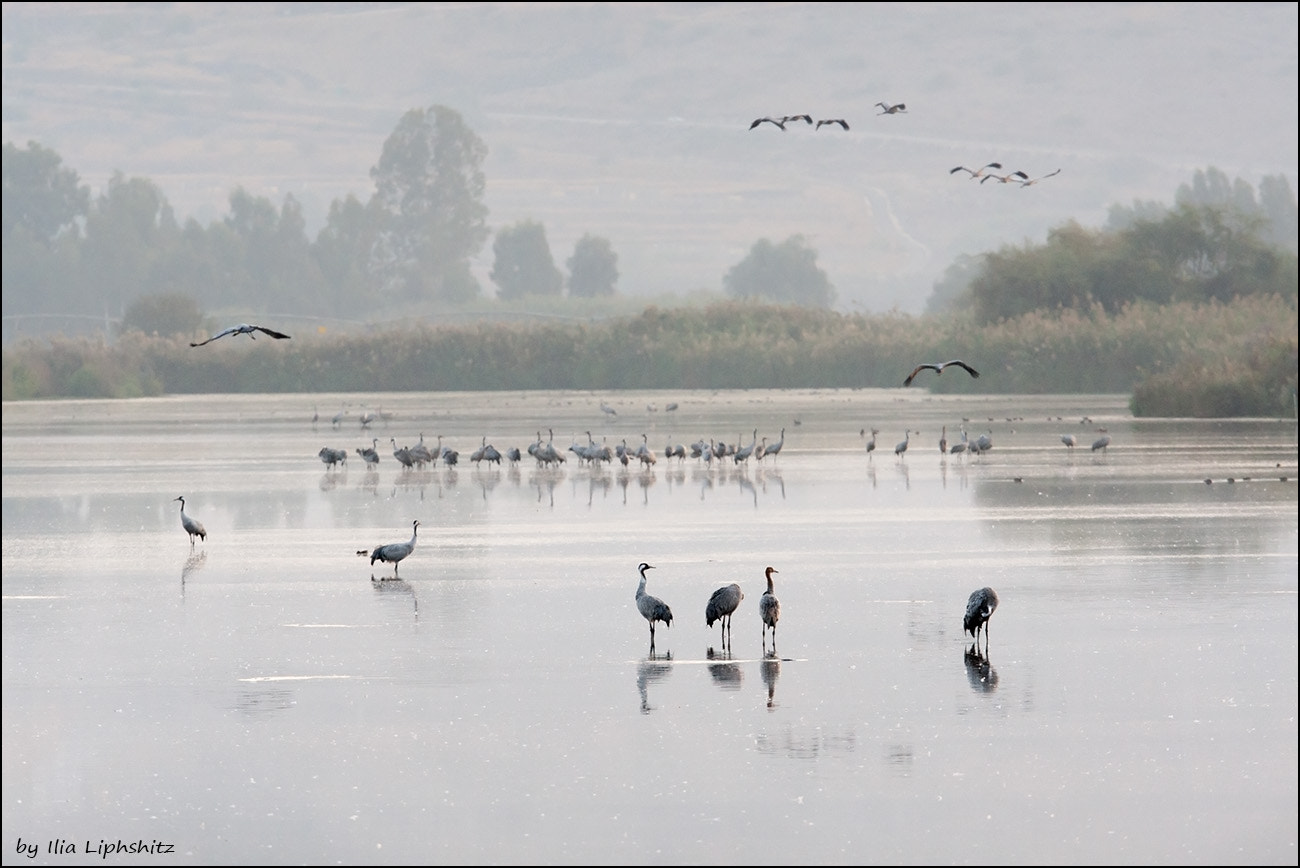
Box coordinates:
[2,140,89,243]
[724,235,835,309]
[368,105,489,304]
[566,234,619,298]
[490,220,563,300]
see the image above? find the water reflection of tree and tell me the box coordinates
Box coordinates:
[964,645,999,693]
[637,653,673,713]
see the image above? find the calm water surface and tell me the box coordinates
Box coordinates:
[3,390,1297,865]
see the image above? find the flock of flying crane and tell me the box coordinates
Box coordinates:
[751,100,1062,187]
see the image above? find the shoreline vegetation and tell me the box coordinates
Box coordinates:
[4,296,1296,418]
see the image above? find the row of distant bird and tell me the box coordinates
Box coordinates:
[951,162,1063,187]
[749,101,907,131]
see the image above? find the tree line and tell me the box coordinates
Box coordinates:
[3,104,841,337]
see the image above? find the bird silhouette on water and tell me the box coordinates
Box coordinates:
[189,323,291,347]
[903,359,980,387]
[706,582,744,649]
[362,520,419,579]
[964,586,999,651]
[635,562,673,651]
[759,566,781,654]
[173,496,206,545]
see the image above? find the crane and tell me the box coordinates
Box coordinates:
[903,359,980,387]
[189,323,291,347]
[706,583,744,648]
[635,562,673,651]
[760,566,781,653]
[173,496,206,545]
[964,587,999,651]
[365,520,419,579]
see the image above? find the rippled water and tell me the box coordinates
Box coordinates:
[3,390,1297,865]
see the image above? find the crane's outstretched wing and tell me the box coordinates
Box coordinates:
[943,360,980,379]
[253,326,292,340]
[189,326,240,347]
[903,364,939,387]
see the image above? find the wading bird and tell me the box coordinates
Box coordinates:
[964,586,999,650]
[635,563,673,651]
[749,116,786,130]
[895,430,912,459]
[865,427,879,459]
[875,101,907,114]
[950,162,1002,179]
[939,425,949,454]
[706,583,744,648]
[173,496,206,545]
[903,359,980,387]
[815,118,850,130]
[1091,433,1111,453]
[760,566,781,653]
[1060,433,1078,449]
[365,520,419,578]
[189,323,291,347]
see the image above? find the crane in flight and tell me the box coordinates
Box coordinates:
[875,102,907,114]
[950,162,1002,179]
[190,323,291,347]
[903,360,980,387]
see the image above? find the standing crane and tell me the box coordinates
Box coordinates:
[759,566,781,654]
[635,563,673,651]
[706,583,744,649]
[173,496,206,545]
[964,587,999,651]
[364,520,419,579]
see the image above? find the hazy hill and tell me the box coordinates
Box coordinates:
[2,2,1296,313]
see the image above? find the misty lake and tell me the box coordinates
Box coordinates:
[2,389,1296,865]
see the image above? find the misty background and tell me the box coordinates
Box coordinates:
[4,2,1295,319]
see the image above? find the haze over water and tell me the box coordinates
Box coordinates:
[3,390,1296,865]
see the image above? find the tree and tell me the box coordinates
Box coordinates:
[80,172,179,315]
[313,194,380,315]
[119,292,205,338]
[368,105,489,304]
[2,140,89,243]
[566,234,619,298]
[724,235,835,309]
[490,220,563,300]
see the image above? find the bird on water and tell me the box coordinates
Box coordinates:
[635,563,673,651]
[173,496,206,545]
[706,582,744,648]
[759,566,781,653]
[189,323,291,347]
[903,359,980,387]
[364,520,419,579]
[964,587,999,650]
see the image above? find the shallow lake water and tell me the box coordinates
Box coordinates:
[3,389,1297,865]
